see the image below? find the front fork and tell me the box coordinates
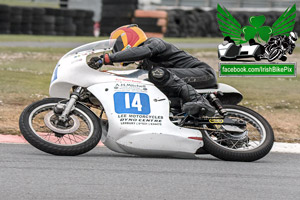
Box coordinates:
[54,87,83,122]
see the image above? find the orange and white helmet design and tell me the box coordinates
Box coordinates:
[110,24,147,53]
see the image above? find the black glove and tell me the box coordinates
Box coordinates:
[88,54,113,70]
[88,57,103,70]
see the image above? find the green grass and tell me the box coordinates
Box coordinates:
[165,37,223,43]
[0,35,105,43]
[218,76,300,110]
[0,70,50,102]
[0,0,59,8]
[0,47,60,104]
[0,34,225,44]
[0,46,71,53]
[2,34,300,46]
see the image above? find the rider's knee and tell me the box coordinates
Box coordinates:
[148,67,171,85]
[206,67,217,84]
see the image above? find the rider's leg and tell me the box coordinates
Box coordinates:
[148,67,216,117]
[167,66,217,89]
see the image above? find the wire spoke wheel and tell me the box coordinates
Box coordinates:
[30,105,93,146]
[205,112,265,151]
[19,98,102,156]
[201,105,274,162]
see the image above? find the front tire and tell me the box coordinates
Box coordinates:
[268,48,282,62]
[19,98,102,156]
[202,105,274,162]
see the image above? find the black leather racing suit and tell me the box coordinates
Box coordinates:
[109,38,217,115]
[266,35,295,55]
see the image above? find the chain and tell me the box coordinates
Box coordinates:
[183,126,225,132]
[171,116,224,120]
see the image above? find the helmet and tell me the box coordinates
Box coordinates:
[110,24,147,53]
[289,32,298,43]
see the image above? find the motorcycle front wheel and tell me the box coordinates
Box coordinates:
[19,98,102,156]
[268,48,282,62]
[201,105,274,162]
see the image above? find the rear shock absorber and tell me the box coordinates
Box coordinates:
[207,92,227,116]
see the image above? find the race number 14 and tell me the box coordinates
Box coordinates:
[114,92,150,114]
[125,93,142,111]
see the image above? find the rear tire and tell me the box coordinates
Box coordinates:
[202,105,274,162]
[254,55,261,61]
[19,98,102,156]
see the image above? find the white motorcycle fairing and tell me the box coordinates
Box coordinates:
[89,82,202,158]
[49,40,203,158]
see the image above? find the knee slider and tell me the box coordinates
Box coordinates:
[148,67,170,85]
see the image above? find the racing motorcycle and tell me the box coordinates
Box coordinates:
[256,37,295,62]
[19,39,274,161]
[261,42,290,62]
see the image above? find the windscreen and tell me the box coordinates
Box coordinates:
[62,39,116,58]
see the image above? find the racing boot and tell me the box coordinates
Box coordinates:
[180,84,216,117]
[280,55,287,61]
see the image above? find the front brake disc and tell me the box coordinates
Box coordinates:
[44,111,80,134]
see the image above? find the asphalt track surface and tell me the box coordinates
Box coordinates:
[1,144,299,200]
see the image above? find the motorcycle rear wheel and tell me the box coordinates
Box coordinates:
[19,98,102,156]
[201,105,274,162]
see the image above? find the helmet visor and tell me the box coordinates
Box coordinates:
[113,36,125,53]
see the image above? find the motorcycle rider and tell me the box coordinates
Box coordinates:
[88,24,217,117]
[265,31,298,61]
